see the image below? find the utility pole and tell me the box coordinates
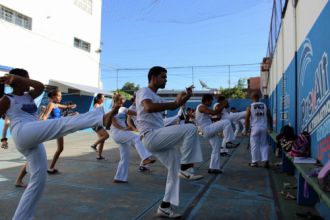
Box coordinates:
[191,66,194,86]
[116,69,119,90]
[228,65,231,88]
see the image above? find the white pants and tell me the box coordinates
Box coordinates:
[239,119,246,134]
[111,129,152,181]
[250,126,269,163]
[142,124,203,206]
[11,108,104,220]
[201,119,232,169]
[223,111,246,140]
[163,115,179,127]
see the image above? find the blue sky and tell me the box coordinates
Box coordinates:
[100,0,273,91]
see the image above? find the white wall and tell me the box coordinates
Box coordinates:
[0,0,102,87]
[266,0,328,95]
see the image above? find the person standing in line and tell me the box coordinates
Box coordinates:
[245,92,273,168]
[213,96,240,155]
[127,95,138,131]
[111,93,156,183]
[90,93,110,160]
[216,96,245,140]
[42,89,77,174]
[195,94,235,174]
[0,68,118,220]
[136,66,203,218]
[230,107,246,138]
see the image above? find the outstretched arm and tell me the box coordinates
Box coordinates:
[143,86,193,113]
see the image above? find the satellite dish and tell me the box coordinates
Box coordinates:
[199,79,210,89]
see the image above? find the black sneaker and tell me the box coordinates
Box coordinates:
[91,144,97,151]
[226,141,240,148]
[139,166,151,172]
[249,162,258,167]
[262,161,269,168]
[208,169,223,174]
[220,152,231,157]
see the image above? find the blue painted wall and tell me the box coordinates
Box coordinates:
[269,2,330,164]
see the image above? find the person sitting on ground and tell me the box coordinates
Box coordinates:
[136,66,204,218]
[245,92,273,168]
[0,68,118,220]
[90,93,110,160]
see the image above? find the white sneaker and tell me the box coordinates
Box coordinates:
[157,206,182,219]
[179,168,204,180]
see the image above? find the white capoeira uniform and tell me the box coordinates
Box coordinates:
[195,104,233,169]
[213,103,246,140]
[229,111,246,138]
[111,107,152,181]
[5,93,104,220]
[239,118,246,134]
[249,102,269,163]
[128,103,137,126]
[136,87,203,206]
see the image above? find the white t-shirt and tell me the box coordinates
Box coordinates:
[213,103,229,120]
[250,102,267,129]
[128,103,137,125]
[111,107,128,129]
[136,87,165,135]
[5,93,38,131]
[195,104,212,129]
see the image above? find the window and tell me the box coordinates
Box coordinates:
[0,5,32,30]
[74,37,91,52]
[74,0,92,14]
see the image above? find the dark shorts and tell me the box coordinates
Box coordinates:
[92,126,104,132]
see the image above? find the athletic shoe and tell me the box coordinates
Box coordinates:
[90,144,97,151]
[262,161,269,168]
[179,168,204,181]
[139,165,151,172]
[113,179,128,183]
[156,206,182,219]
[96,156,105,160]
[249,162,258,167]
[208,169,223,174]
[226,141,240,148]
[220,147,229,153]
[220,152,231,157]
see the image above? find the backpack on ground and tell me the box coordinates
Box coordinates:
[289,131,311,157]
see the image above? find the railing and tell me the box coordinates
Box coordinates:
[266,0,288,59]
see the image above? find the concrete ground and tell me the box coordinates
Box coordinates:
[0,131,316,220]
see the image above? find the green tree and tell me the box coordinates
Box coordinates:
[121,82,139,95]
[219,78,247,99]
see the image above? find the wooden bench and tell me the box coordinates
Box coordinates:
[268,131,330,208]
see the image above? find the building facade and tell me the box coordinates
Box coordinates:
[261,0,330,164]
[0,0,103,88]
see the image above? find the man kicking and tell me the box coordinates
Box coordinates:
[196,94,236,174]
[136,66,203,218]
